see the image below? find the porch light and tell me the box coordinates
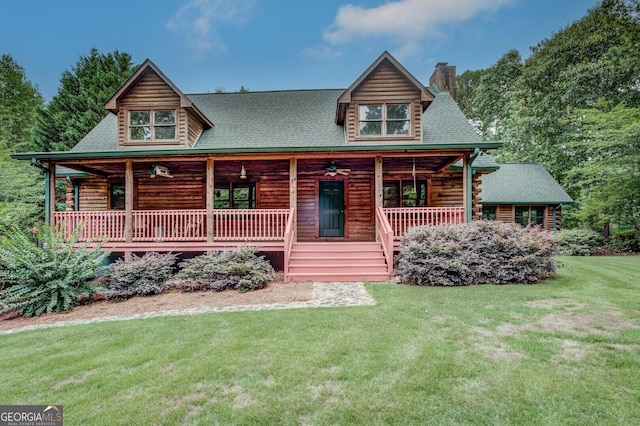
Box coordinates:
[240,164,247,179]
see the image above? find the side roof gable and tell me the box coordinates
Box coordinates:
[336,51,435,124]
[480,163,574,205]
[104,59,213,128]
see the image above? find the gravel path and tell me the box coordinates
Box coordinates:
[0,282,376,335]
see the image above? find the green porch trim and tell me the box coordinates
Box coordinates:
[12,142,503,162]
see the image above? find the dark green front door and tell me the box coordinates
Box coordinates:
[319,181,344,237]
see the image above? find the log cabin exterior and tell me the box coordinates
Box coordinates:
[15,51,552,282]
[479,162,573,230]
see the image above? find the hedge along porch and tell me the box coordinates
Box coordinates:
[15,51,503,282]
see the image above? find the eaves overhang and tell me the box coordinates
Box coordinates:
[12,142,503,162]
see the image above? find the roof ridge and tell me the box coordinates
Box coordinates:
[186,88,346,96]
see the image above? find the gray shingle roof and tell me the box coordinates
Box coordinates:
[190,90,345,149]
[71,113,118,152]
[71,88,482,153]
[423,90,481,145]
[480,163,574,204]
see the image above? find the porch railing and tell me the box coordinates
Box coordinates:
[53,209,291,243]
[55,211,126,242]
[382,206,465,240]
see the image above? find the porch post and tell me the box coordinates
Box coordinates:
[462,154,471,223]
[374,156,383,240]
[124,159,134,261]
[46,162,56,225]
[206,157,214,243]
[289,158,297,242]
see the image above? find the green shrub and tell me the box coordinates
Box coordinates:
[0,223,109,317]
[395,221,556,286]
[555,229,604,256]
[174,246,275,292]
[106,252,178,300]
[610,228,640,253]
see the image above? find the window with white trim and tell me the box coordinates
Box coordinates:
[359,104,410,136]
[129,110,176,141]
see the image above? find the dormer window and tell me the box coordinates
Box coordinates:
[359,104,410,136]
[129,110,176,141]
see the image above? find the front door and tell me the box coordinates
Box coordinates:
[319,181,345,237]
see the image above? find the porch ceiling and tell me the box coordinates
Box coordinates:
[55,155,463,179]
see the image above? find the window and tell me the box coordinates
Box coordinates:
[515,206,545,227]
[383,180,427,207]
[129,110,176,141]
[214,183,256,209]
[359,104,410,136]
[482,206,497,220]
[110,182,125,210]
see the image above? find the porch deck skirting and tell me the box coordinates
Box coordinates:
[54,206,465,249]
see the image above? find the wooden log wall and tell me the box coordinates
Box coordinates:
[187,113,204,148]
[117,70,183,147]
[429,170,463,207]
[78,178,108,211]
[297,158,375,241]
[136,174,205,210]
[472,173,484,221]
[496,205,513,223]
[347,60,422,143]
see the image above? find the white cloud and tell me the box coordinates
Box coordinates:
[167,0,258,55]
[323,0,512,57]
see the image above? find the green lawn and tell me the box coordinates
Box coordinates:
[1,256,639,425]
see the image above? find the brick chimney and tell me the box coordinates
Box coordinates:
[429,62,456,101]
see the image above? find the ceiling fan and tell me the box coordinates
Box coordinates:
[325,161,350,176]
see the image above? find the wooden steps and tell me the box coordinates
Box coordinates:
[286,242,390,282]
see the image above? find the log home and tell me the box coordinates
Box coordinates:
[13,51,569,282]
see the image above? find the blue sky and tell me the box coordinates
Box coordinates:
[1,0,601,102]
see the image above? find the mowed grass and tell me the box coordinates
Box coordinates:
[1,256,639,425]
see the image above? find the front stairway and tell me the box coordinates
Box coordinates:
[286,242,390,282]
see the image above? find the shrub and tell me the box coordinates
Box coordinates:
[174,246,275,292]
[395,221,556,286]
[555,229,604,256]
[0,223,109,317]
[106,252,177,300]
[610,228,640,253]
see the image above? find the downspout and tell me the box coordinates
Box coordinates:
[467,148,480,223]
[31,159,51,224]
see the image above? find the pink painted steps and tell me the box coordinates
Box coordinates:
[286,242,390,282]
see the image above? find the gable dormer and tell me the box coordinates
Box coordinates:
[105,60,212,149]
[336,51,434,144]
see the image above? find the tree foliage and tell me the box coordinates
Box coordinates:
[0,54,43,152]
[34,49,136,151]
[461,0,640,234]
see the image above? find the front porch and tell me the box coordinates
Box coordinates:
[54,206,465,281]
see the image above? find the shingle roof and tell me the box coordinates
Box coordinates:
[190,90,345,149]
[480,163,574,204]
[71,88,483,153]
[422,90,481,145]
[71,113,118,152]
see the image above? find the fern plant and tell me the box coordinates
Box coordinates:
[0,222,109,317]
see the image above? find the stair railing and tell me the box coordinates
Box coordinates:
[376,207,394,277]
[283,208,296,282]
